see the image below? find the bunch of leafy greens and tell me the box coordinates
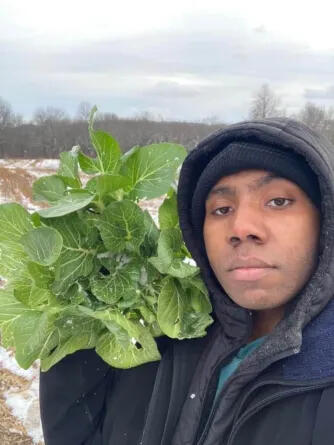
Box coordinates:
[0,107,213,371]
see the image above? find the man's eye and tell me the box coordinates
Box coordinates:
[213,207,231,215]
[268,198,293,207]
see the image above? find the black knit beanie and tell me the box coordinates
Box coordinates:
[191,141,321,239]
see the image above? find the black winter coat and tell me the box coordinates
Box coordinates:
[40,118,334,444]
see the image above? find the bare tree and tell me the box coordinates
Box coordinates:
[0,98,13,130]
[33,106,70,157]
[134,110,164,122]
[249,84,285,119]
[296,102,334,143]
[298,102,332,131]
[76,101,93,121]
[33,106,69,125]
[201,115,222,125]
[0,97,23,130]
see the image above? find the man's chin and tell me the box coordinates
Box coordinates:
[224,288,282,311]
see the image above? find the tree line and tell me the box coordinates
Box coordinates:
[1,85,334,158]
[0,99,225,158]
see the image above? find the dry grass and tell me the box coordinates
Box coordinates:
[0,160,55,209]
[0,370,43,445]
[0,167,34,203]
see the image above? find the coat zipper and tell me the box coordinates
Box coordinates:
[194,345,242,444]
[195,315,253,445]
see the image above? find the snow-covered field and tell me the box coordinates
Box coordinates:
[0,159,162,444]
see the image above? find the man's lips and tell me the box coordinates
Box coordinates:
[228,257,274,270]
[227,258,276,282]
[229,267,274,281]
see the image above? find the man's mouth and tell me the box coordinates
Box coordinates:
[229,267,274,281]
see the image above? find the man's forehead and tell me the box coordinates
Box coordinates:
[207,170,289,198]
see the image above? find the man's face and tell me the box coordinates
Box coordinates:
[203,169,321,311]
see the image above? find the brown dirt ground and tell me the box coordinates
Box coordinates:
[0,369,43,445]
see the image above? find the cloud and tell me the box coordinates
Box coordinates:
[253,25,267,33]
[1,12,334,121]
[148,81,202,98]
[305,85,334,100]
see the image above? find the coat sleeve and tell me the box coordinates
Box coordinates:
[39,348,113,445]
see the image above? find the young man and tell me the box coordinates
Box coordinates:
[40,118,334,444]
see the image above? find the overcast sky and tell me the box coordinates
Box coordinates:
[1,0,334,122]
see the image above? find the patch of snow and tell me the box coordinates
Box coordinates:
[139,266,148,286]
[183,257,197,267]
[34,159,59,169]
[5,378,43,444]
[0,347,43,443]
[0,346,34,380]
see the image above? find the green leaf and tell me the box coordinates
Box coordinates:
[78,151,100,174]
[163,260,198,279]
[157,278,212,339]
[31,212,41,227]
[65,282,92,306]
[157,278,184,338]
[181,274,212,313]
[156,228,183,265]
[121,143,187,200]
[0,203,33,243]
[57,149,81,188]
[90,261,140,305]
[27,262,54,288]
[13,311,54,369]
[13,263,54,308]
[85,174,130,196]
[37,190,95,218]
[14,280,50,308]
[94,310,160,368]
[21,226,63,266]
[178,311,213,339]
[96,200,147,253]
[0,241,29,283]
[159,189,179,229]
[90,130,122,174]
[149,228,198,278]
[0,287,27,325]
[32,175,66,203]
[140,210,159,257]
[40,316,102,371]
[87,107,122,174]
[0,204,33,283]
[42,213,97,294]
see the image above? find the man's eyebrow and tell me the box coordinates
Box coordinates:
[207,173,281,199]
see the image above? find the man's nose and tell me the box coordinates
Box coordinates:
[227,204,267,246]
